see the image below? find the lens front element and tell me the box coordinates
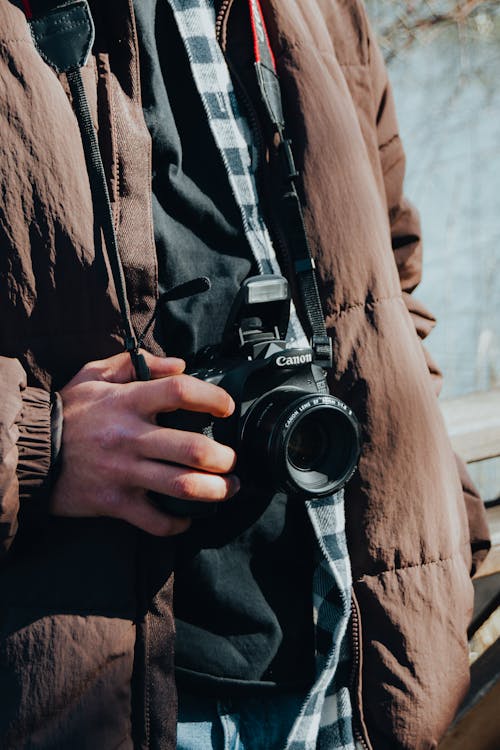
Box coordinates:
[241,389,361,498]
[288,417,328,472]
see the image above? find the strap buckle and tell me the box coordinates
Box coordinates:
[279,138,299,182]
[311,335,333,369]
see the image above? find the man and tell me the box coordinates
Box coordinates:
[0,0,490,749]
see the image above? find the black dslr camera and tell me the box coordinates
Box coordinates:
[153,275,361,517]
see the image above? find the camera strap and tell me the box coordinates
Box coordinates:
[21,0,331,372]
[20,0,151,381]
[247,0,332,369]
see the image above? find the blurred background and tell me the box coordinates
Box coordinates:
[365,4,500,746]
[366,0,500,501]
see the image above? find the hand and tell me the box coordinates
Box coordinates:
[50,351,239,536]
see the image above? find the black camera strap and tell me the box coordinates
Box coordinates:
[20,0,151,381]
[247,0,332,369]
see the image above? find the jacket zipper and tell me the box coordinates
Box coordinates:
[350,593,373,750]
[217,7,371,743]
[215,0,233,41]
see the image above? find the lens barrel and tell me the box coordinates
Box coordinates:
[241,389,360,497]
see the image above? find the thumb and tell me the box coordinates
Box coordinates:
[74,350,186,385]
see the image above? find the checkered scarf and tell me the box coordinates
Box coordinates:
[167,2,357,748]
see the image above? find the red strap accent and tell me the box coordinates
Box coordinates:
[20,0,33,19]
[248,0,276,71]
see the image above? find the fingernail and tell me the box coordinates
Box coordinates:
[167,357,185,369]
[222,446,237,468]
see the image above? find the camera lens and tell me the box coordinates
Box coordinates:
[241,389,360,498]
[288,417,328,471]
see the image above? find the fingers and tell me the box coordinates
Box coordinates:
[113,492,192,536]
[76,350,186,385]
[131,459,240,503]
[141,351,186,380]
[138,426,237,474]
[130,375,235,419]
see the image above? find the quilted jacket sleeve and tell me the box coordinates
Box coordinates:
[0,357,26,555]
[365,15,490,573]
[0,356,54,557]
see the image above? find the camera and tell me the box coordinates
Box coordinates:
[152,275,361,517]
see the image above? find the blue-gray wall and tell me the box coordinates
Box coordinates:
[366,0,500,498]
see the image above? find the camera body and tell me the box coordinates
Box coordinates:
[153,276,361,517]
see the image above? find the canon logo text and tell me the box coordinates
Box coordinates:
[276,353,313,367]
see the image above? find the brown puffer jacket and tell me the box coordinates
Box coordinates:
[0,0,490,748]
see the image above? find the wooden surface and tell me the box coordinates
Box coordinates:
[439,638,500,749]
[477,545,500,578]
[469,573,500,639]
[437,391,500,749]
[475,504,500,578]
[439,679,500,750]
[469,605,500,664]
[440,388,500,463]
[484,503,500,559]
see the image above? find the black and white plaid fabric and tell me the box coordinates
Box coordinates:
[167,2,357,747]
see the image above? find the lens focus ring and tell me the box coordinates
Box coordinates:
[241,389,361,498]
